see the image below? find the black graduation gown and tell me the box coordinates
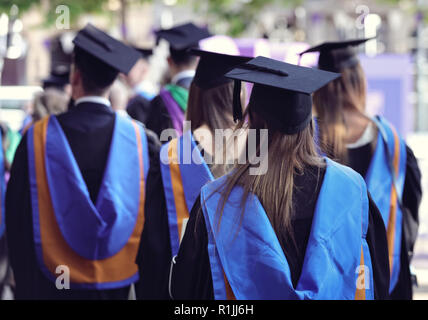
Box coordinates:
[135,136,207,300]
[134,135,170,300]
[144,76,193,140]
[348,143,422,300]
[126,94,152,124]
[170,165,391,300]
[5,102,161,300]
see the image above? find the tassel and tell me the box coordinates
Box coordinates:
[233,80,242,123]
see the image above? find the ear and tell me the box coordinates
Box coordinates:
[167,56,174,68]
[70,64,80,87]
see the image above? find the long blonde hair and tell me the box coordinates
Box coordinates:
[313,63,368,163]
[213,99,324,251]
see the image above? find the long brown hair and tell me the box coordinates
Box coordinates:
[186,81,236,133]
[212,99,325,251]
[313,63,368,163]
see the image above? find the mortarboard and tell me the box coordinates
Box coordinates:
[225,56,340,134]
[42,73,69,89]
[133,46,153,60]
[154,22,212,51]
[299,38,375,72]
[42,63,70,89]
[73,23,141,75]
[190,49,252,89]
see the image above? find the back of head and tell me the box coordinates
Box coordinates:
[186,49,252,133]
[73,46,118,95]
[313,62,367,163]
[71,24,141,97]
[155,22,211,68]
[169,47,198,67]
[186,81,235,133]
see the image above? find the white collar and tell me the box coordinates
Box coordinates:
[171,70,195,86]
[75,96,111,107]
[346,122,376,149]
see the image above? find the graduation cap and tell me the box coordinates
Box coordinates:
[190,49,252,90]
[154,22,212,51]
[42,72,70,89]
[73,23,141,75]
[299,38,375,72]
[42,63,70,89]
[133,46,153,60]
[225,56,340,134]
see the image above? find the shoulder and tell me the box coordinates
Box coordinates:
[404,143,421,179]
[150,94,164,106]
[121,116,161,159]
[200,174,238,207]
[128,94,150,106]
[325,158,367,190]
[140,122,161,157]
[373,115,404,141]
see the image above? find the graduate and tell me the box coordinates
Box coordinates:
[135,49,250,300]
[300,39,422,299]
[124,47,155,124]
[6,24,161,300]
[144,22,211,139]
[170,56,391,300]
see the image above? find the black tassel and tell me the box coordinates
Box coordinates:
[233,80,242,123]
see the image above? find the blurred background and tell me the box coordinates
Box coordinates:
[0,0,428,298]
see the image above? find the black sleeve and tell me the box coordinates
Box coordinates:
[135,128,172,299]
[145,96,173,141]
[126,96,151,125]
[401,145,422,257]
[171,196,214,300]
[388,145,421,300]
[5,133,37,299]
[366,192,391,300]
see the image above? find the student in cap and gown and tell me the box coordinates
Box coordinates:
[144,22,211,139]
[6,24,162,299]
[125,47,156,124]
[170,56,391,300]
[135,49,251,299]
[301,39,422,299]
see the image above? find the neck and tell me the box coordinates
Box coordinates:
[170,64,194,78]
[72,83,109,100]
[343,110,373,144]
[73,91,109,100]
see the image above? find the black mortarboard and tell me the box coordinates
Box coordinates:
[154,22,212,51]
[42,73,69,90]
[299,38,375,72]
[225,56,340,134]
[73,23,141,75]
[42,62,70,89]
[190,49,252,89]
[133,46,153,59]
